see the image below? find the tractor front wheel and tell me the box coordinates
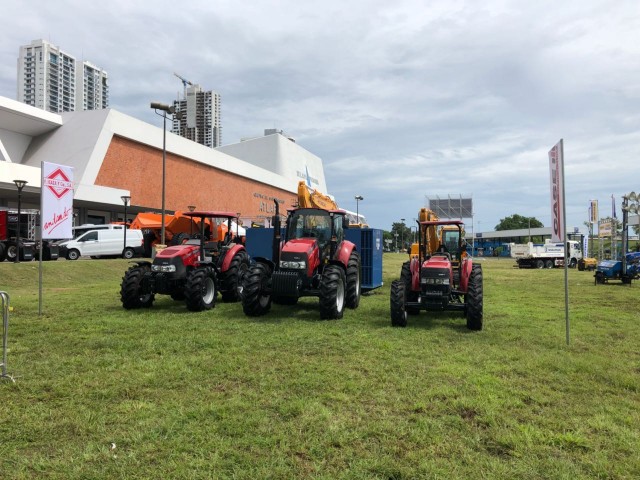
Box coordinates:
[465,264,483,330]
[242,263,272,316]
[390,280,408,327]
[346,251,361,309]
[221,250,250,302]
[319,265,346,320]
[185,267,217,311]
[120,265,155,309]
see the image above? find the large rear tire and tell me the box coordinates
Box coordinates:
[319,265,346,320]
[185,267,217,311]
[401,261,420,315]
[390,280,408,327]
[465,264,483,331]
[346,251,361,309]
[221,250,250,302]
[120,265,155,309]
[242,263,272,316]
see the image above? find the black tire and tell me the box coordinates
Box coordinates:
[171,232,190,246]
[535,259,544,269]
[185,267,217,311]
[578,260,585,271]
[319,265,346,320]
[465,264,483,331]
[544,259,554,269]
[6,243,17,261]
[595,272,605,285]
[123,248,135,259]
[390,280,408,327]
[67,249,80,261]
[346,250,361,309]
[221,250,250,302]
[242,263,272,316]
[569,258,577,268]
[0,243,6,262]
[120,265,155,309]
[401,261,420,315]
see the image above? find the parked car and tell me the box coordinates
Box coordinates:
[58,228,144,260]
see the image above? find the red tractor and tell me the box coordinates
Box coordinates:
[242,200,361,319]
[120,211,249,311]
[390,219,483,330]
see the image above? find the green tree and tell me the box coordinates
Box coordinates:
[494,214,543,231]
[389,222,412,251]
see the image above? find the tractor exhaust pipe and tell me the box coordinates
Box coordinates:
[272,199,281,269]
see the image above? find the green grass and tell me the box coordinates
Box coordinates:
[1,255,639,479]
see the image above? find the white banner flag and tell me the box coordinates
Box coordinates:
[548,140,565,243]
[41,162,74,239]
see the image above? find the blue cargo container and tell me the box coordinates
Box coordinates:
[245,227,383,291]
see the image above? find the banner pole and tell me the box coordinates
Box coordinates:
[560,140,570,345]
[39,161,44,316]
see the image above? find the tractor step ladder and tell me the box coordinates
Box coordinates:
[1,291,14,382]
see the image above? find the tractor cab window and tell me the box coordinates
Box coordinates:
[287,210,332,248]
[332,213,344,243]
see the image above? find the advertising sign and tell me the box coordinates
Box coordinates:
[589,200,598,224]
[41,162,74,239]
[548,140,565,243]
[598,220,612,238]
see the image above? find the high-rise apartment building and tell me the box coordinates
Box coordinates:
[17,39,108,113]
[172,84,221,148]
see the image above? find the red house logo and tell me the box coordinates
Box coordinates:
[44,168,73,199]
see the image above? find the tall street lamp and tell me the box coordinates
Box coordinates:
[121,195,131,257]
[354,195,364,225]
[13,180,27,263]
[150,101,176,246]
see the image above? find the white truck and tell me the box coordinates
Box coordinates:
[510,239,583,269]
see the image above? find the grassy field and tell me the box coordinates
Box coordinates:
[1,254,639,479]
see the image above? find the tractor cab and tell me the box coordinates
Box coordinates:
[284,208,347,265]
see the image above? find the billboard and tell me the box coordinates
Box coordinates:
[548,140,565,243]
[427,195,473,219]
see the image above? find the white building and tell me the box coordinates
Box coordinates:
[17,39,109,113]
[172,84,221,148]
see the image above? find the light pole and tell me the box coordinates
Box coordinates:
[13,180,27,263]
[150,101,176,246]
[121,195,130,257]
[354,195,363,224]
[400,218,405,251]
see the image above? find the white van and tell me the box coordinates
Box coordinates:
[60,228,144,260]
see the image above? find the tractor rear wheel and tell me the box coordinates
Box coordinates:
[346,250,361,309]
[401,261,420,314]
[390,280,408,327]
[242,263,272,316]
[319,265,346,320]
[221,250,250,302]
[120,265,155,309]
[185,267,216,311]
[465,264,483,330]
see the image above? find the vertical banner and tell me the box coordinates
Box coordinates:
[589,200,598,224]
[41,162,74,240]
[548,141,565,243]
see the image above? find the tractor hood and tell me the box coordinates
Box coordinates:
[282,238,317,255]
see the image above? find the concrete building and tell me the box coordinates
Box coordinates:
[0,95,326,229]
[17,39,109,113]
[172,84,221,148]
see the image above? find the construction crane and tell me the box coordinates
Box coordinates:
[173,72,193,99]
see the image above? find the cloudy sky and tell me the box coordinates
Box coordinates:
[2,0,639,231]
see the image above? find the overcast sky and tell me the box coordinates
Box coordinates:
[2,0,639,232]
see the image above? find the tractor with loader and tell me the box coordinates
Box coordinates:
[120,211,249,311]
[242,199,361,319]
[390,218,483,330]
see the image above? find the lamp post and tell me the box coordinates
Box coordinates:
[13,180,27,263]
[354,195,363,225]
[150,101,176,246]
[121,195,131,257]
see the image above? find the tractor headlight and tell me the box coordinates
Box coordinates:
[280,260,306,269]
[152,264,177,273]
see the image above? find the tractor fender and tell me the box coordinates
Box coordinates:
[334,240,356,268]
[252,256,276,272]
[219,244,247,272]
[130,260,152,268]
[458,258,474,292]
[410,256,421,290]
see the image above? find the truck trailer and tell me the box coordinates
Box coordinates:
[511,239,583,269]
